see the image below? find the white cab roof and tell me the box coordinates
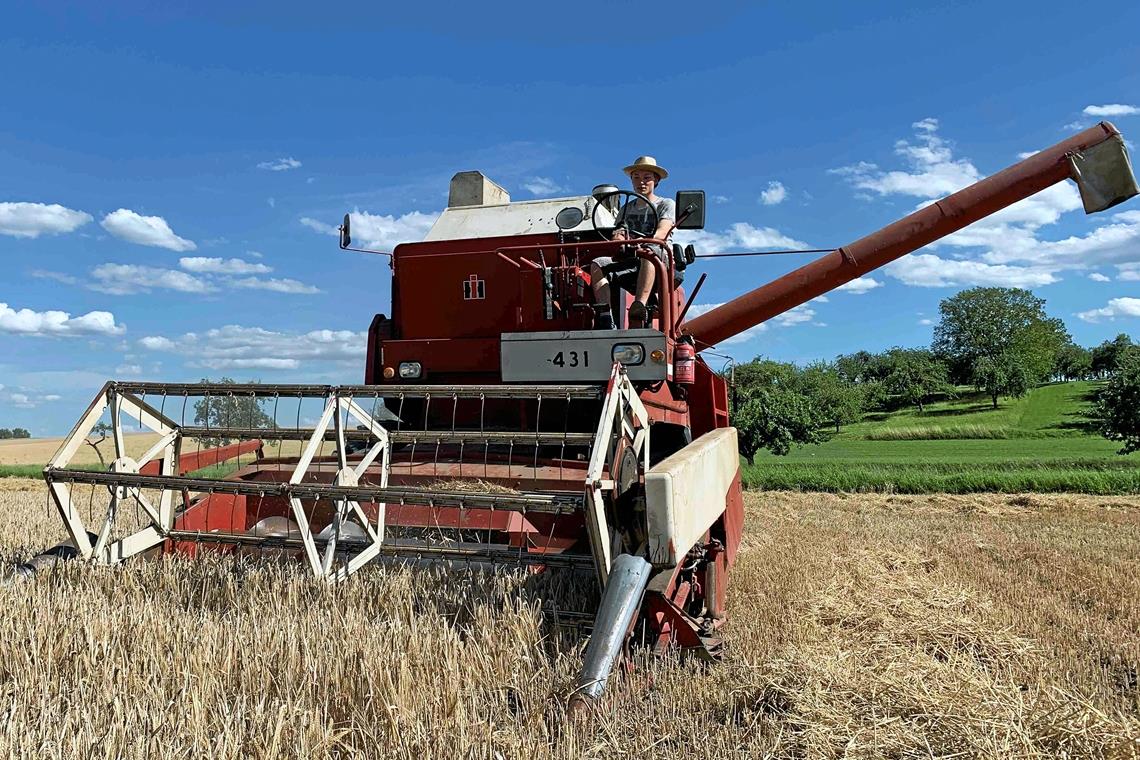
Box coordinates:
[423,196,616,241]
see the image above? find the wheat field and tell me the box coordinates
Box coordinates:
[0,478,1137,758]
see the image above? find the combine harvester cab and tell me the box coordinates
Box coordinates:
[32,124,1137,708]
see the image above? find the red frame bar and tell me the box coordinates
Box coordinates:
[495,239,675,334]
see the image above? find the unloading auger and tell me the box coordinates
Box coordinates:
[27,123,1137,706]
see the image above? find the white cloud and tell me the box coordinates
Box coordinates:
[230,276,321,294]
[0,390,61,409]
[833,119,1140,289]
[712,195,730,204]
[773,304,816,326]
[301,209,436,250]
[30,270,80,286]
[1076,297,1140,322]
[1117,262,1140,281]
[178,257,272,275]
[101,209,197,251]
[522,177,565,196]
[0,302,124,337]
[138,325,366,371]
[0,202,92,238]
[831,120,980,198]
[835,277,883,294]
[886,254,1058,288]
[674,222,809,253]
[90,264,214,295]
[139,336,175,351]
[115,364,143,376]
[257,157,302,171]
[759,181,787,206]
[1082,104,1140,118]
[919,318,934,326]
[1088,272,1111,282]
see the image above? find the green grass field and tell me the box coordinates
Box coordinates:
[743,381,1140,494]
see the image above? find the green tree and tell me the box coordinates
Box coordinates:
[971,353,1032,407]
[835,351,889,385]
[799,362,864,433]
[731,359,826,461]
[1090,333,1136,377]
[11,428,30,439]
[0,429,11,440]
[882,348,953,413]
[933,287,1069,408]
[1093,351,1140,454]
[192,377,274,446]
[1053,342,1092,381]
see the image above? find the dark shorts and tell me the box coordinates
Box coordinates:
[592,247,679,290]
[591,255,642,290]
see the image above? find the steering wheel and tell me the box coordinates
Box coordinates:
[591,189,659,240]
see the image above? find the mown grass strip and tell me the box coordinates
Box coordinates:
[864,424,1017,441]
[742,460,1140,494]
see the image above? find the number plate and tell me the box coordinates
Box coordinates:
[501,329,668,382]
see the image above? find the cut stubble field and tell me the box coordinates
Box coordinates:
[0,478,1136,758]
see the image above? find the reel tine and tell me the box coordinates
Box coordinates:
[534,392,542,475]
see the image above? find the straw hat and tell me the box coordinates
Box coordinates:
[623,155,668,182]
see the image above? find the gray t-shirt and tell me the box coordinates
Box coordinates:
[616,196,675,239]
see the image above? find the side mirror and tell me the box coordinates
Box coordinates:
[674,190,705,229]
[339,213,351,249]
[555,206,585,230]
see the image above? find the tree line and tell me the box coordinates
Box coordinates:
[729,286,1139,462]
[0,428,32,439]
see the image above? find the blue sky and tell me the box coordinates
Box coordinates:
[2,1,1139,435]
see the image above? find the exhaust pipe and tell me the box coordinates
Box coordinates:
[568,553,652,712]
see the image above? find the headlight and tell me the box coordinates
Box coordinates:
[611,344,645,366]
[398,361,422,379]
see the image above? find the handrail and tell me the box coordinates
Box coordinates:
[495,238,675,333]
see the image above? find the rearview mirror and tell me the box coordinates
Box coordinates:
[674,190,705,229]
[339,213,351,249]
[555,206,584,230]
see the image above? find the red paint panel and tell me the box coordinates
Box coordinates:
[643,593,706,650]
[395,250,522,339]
[687,357,727,438]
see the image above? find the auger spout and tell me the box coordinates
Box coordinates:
[569,553,652,711]
[681,121,1138,349]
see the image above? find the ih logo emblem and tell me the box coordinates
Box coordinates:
[463,273,486,300]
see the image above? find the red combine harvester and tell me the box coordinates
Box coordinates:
[29,123,1137,705]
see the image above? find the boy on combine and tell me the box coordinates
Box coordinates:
[590,156,676,329]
